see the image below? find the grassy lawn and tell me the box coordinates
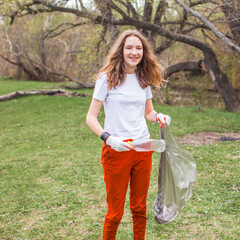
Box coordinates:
[0,78,239,239]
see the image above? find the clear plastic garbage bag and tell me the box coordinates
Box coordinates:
[153,126,197,224]
[131,139,166,153]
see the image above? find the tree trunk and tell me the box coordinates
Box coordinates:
[203,48,240,112]
[0,52,40,80]
[142,0,153,37]
[0,52,74,82]
[13,44,22,79]
[40,31,47,80]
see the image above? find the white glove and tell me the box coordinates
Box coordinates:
[106,136,134,152]
[156,113,171,127]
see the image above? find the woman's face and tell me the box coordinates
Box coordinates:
[123,35,143,73]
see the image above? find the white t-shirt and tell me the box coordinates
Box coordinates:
[93,72,153,139]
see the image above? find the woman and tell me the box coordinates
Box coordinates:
[86,29,171,240]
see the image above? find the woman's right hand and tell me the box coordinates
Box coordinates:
[106,136,134,152]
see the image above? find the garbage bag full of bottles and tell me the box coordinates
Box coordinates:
[153,126,197,224]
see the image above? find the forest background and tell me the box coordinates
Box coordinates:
[0,0,240,111]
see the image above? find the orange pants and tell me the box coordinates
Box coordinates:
[101,142,153,240]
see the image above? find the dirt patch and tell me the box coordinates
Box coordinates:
[178,132,240,146]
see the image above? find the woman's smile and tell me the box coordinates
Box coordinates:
[129,56,139,61]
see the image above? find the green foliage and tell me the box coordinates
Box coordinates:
[75,24,104,80]
[0,79,239,239]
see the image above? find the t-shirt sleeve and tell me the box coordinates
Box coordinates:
[145,86,153,99]
[93,74,108,101]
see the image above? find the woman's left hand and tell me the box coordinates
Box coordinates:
[156,113,171,127]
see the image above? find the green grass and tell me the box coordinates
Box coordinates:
[0,78,239,239]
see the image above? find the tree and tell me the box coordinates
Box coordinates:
[175,0,240,54]
[0,11,103,82]
[221,0,240,47]
[2,0,240,111]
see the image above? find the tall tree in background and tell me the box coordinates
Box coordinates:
[1,0,240,111]
[221,0,240,47]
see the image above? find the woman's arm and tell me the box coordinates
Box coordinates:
[86,98,133,151]
[145,98,157,122]
[86,98,105,137]
[145,98,171,126]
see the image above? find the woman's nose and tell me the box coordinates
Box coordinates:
[131,48,137,55]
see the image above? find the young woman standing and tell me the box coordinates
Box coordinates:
[86,29,171,240]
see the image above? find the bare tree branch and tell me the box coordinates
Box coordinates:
[155,40,173,54]
[10,0,97,25]
[143,0,153,23]
[221,0,240,46]
[109,0,129,19]
[182,24,209,34]
[154,0,168,25]
[44,21,87,39]
[164,60,206,79]
[78,0,87,11]
[201,29,215,43]
[115,0,139,19]
[206,4,224,19]
[0,52,39,80]
[175,0,240,54]
[0,51,74,81]
[126,0,139,19]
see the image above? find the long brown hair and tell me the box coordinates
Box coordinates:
[95,29,164,89]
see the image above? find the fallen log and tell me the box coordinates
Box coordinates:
[0,89,90,101]
[61,81,95,89]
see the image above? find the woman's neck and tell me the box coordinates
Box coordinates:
[124,64,136,74]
